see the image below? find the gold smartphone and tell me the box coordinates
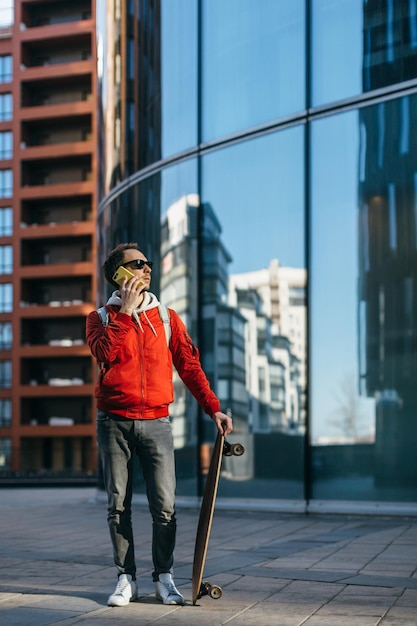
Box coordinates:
[113,266,135,285]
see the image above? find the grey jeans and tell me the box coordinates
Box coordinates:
[96,411,177,582]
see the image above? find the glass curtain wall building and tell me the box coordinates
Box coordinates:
[97,0,417,512]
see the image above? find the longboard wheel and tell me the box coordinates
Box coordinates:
[230,442,245,456]
[209,584,222,599]
[223,440,245,456]
[200,581,222,600]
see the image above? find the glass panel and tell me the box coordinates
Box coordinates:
[0,399,11,426]
[97,0,197,190]
[312,0,417,107]
[0,131,12,159]
[0,2,13,29]
[158,160,200,495]
[311,94,417,502]
[202,0,305,142]
[201,126,306,499]
[0,94,12,121]
[0,55,12,83]
[0,361,11,388]
[0,438,11,469]
[160,0,197,157]
[0,245,13,273]
[0,170,12,197]
[0,284,12,312]
[0,322,12,349]
[0,207,12,236]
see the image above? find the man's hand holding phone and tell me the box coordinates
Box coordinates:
[113,266,146,314]
[113,266,136,286]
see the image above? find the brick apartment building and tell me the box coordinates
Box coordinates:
[0,0,98,480]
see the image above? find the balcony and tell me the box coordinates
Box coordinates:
[20,396,93,427]
[21,154,92,187]
[21,315,87,346]
[20,34,92,69]
[21,114,92,148]
[21,1,92,29]
[21,195,92,226]
[21,355,92,387]
[21,234,92,265]
[21,274,92,309]
[21,74,92,108]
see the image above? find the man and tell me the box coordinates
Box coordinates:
[86,243,232,607]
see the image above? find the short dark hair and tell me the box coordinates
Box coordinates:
[103,242,139,288]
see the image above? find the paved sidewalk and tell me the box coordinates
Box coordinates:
[1,489,417,625]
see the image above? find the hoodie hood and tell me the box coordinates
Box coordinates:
[106,289,160,311]
[106,290,161,334]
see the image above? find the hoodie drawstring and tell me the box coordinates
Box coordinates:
[143,310,157,336]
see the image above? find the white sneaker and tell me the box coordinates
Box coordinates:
[155,573,184,605]
[107,574,138,607]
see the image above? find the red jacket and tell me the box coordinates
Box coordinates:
[86,300,221,420]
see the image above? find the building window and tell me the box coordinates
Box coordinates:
[0,207,12,236]
[0,322,12,349]
[0,438,11,469]
[0,2,13,29]
[0,55,12,83]
[0,131,12,159]
[0,170,12,197]
[0,245,12,274]
[0,360,11,388]
[0,93,12,121]
[0,284,12,312]
[0,399,11,426]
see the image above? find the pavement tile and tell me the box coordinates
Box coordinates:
[223,606,316,625]
[384,605,417,620]
[0,606,81,626]
[233,565,350,583]
[339,574,417,589]
[379,621,417,626]
[394,588,417,606]
[304,616,381,625]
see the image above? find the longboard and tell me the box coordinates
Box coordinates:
[191,431,244,604]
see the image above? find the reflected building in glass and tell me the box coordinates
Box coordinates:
[97,0,417,511]
[229,262,306,435]
[358,4,417,487]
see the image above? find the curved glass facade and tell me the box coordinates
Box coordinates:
[97,0,417,510]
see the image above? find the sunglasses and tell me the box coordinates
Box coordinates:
[123,258,153,270]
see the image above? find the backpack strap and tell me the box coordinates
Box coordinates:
[96,304,171,346]
[96,306,109,327]
[158,304,171,346]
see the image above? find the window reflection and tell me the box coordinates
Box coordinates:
[98,0,197,194]
[200,127,306,498]
[312,0,417,106]
[311,93,417,501]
